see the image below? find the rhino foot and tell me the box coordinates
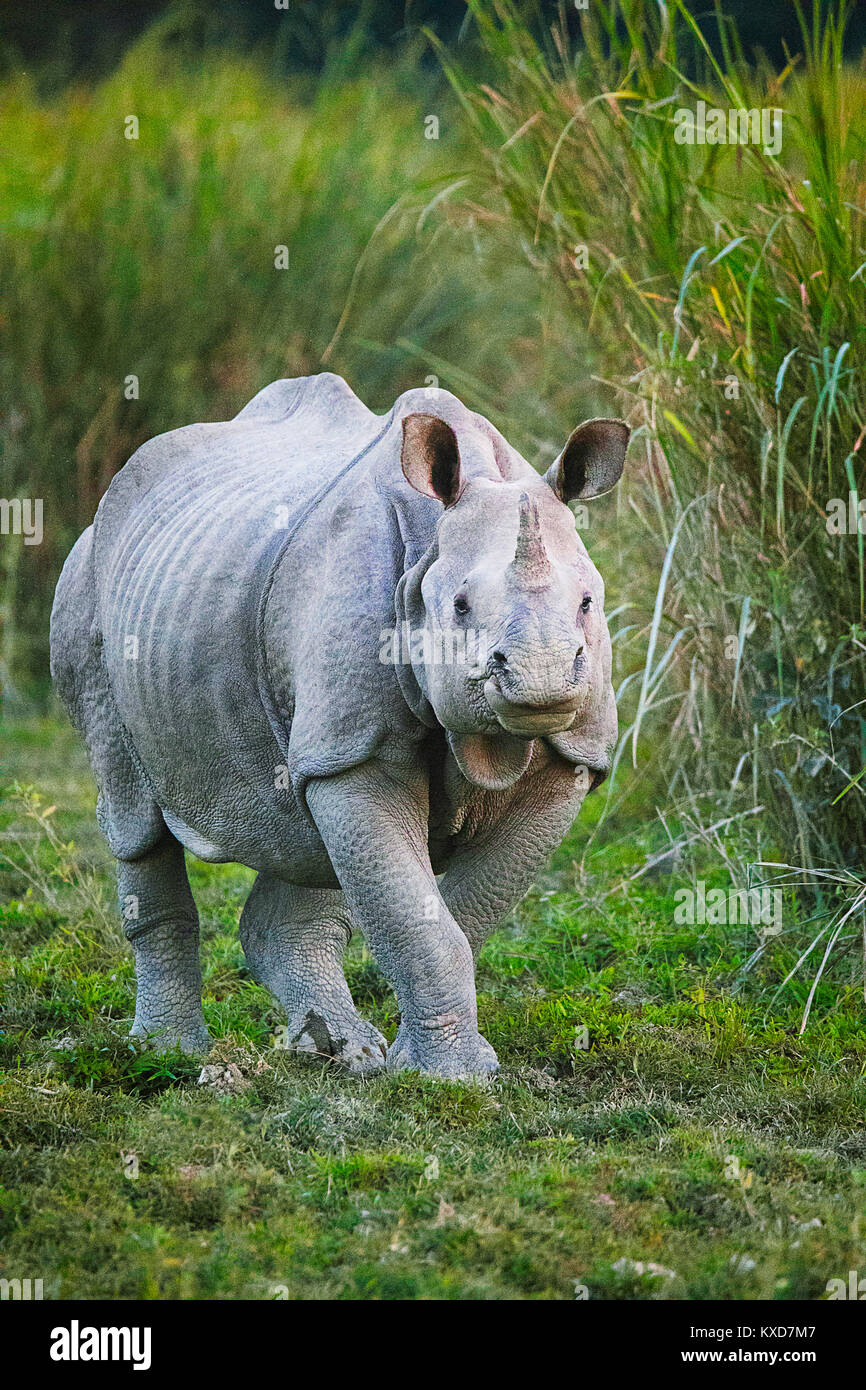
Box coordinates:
[387,1019,499,1081]
[130,1019,211,1056]
[288,1008,388,1076]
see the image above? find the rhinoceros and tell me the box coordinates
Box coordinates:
[50,373,628,1078]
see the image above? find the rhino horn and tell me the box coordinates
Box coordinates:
[508,493,551,590]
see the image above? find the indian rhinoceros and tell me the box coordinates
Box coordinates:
[50,373,628,1078]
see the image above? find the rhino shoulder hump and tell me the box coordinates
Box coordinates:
[233,372,374,429]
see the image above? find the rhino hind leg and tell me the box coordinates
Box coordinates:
[118,835,210,1054]
[240,876,387,1075]
[49,526,165,863]
[51,528,208,1053]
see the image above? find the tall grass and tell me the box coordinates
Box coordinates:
[0,28,554,696]
[438,0,866,884]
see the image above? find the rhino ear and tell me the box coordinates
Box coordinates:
[401,414,464,507]
[544,418,629,502]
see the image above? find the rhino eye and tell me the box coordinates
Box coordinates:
[454,594,470,616]
[580,595,592,613]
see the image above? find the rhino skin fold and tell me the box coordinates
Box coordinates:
[50,373,629,1078]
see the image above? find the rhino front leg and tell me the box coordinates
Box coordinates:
[118,834,210,1055]
[306,762,497,1080]
[440,758,589,958]
[239,875,387,1074]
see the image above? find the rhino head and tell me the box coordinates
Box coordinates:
[396,411,629,790]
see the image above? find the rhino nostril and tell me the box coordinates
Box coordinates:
[575,644,585,659]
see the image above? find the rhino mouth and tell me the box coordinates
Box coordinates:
[483,677,581,738]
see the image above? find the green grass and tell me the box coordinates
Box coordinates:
[2,719,865,1300]
[433,0,866,882]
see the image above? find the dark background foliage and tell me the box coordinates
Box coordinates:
[5,0,866,88]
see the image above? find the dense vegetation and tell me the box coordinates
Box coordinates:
[443,0,866,885]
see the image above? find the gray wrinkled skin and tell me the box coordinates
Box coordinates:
[50,373,629,1079]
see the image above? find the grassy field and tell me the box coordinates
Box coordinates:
[2,720,865,1300]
